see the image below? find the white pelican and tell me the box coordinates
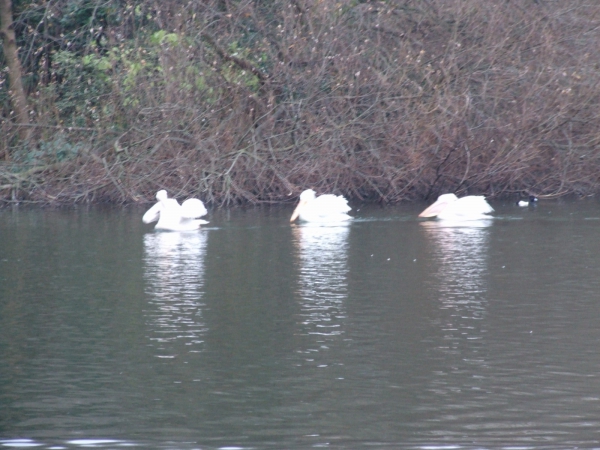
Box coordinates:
[143,190,208,231]
[517,195,538,207]
[290,189,351,223]
[418,193,493,220]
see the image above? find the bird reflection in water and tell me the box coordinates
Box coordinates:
[292,223,350,364]
[420,219,492,354]
[420,219,500,446]
[143,231,208,357]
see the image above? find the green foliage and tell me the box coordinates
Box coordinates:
[52,50,114,126]
[41,135,84,162]
[115,30,222,106]
[150,30,180,46]
[222,41,261,91]
[12,135,83,164]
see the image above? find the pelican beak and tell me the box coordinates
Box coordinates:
[142,202,161,223]
[418,200,449,218]
[290,200,305,222]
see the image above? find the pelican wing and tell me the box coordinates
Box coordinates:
[298,194,351,222]
[438,196,493,220]
[310,194,351,215]
[181,198,208,219]
[455,196,493,214]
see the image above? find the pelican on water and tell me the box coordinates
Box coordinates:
[418,193,493,220]
[517,195,538,207]
[290,189,351,223]
[143,190,208,231]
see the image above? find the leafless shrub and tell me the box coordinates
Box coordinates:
[3,0,600,205]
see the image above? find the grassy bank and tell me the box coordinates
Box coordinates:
[2,0,600,206]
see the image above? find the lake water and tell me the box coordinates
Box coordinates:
[2,199,600,449]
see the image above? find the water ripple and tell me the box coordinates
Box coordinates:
[143,231,208,356]
[292,223,350,367]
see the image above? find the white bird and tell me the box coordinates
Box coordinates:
[418,193,493,220]
[290,189,351,223]
[517,195,538,207]
[143,190,208,231]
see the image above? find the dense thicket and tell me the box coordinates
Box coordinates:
[1,0,600,205]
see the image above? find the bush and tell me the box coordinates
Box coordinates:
[2,0,600,204]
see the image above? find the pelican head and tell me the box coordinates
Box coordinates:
[290,189,316,222]
[156,190,168,201]
[418,194,459,218]
[299,189,317,202]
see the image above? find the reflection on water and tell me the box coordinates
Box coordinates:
[421,219,492,346]
[0,438,137,448]
[143,230,208,357]
[292,224,350,358]
[6,205,600,448]
[420,219,494,432]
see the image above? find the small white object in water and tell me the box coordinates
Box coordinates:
[517,195,538,207]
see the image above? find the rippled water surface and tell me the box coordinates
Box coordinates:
[2,199,600,449]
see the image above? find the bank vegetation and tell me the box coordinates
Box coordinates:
[1,0,600,205]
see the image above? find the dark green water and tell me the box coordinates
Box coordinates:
[2,200,600,449]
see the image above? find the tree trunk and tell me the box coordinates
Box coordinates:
[0,0,31,141]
